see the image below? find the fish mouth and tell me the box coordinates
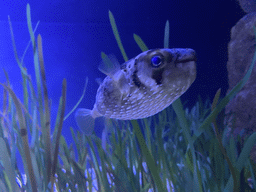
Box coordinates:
[177,57,197,63]
[173,49,197,76]
[175,48,197,63]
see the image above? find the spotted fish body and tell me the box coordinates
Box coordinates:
[75,48,196,135]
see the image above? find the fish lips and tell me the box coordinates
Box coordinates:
[174,48,197,77]
[174,48,197,63]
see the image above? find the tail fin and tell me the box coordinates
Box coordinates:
[75,108,95,135]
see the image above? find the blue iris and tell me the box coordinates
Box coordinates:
[151,56,162,67]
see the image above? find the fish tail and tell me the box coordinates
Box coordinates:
[75,108,95,135]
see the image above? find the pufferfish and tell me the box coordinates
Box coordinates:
[75,48,197,135]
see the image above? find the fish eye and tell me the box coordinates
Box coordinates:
[151,56,162,68]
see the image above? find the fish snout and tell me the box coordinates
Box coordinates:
[172,48,197,79]
[174,48,197,63]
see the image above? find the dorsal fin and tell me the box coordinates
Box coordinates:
[99,52,120,78]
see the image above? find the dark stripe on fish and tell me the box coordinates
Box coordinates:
[132,59,142,88]
[132,69,142,88]
[152,68,164,85]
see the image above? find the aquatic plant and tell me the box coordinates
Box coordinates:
[0,3,256,192]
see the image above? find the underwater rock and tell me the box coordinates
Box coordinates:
[237,0,256,13]
[225,12,256,161]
